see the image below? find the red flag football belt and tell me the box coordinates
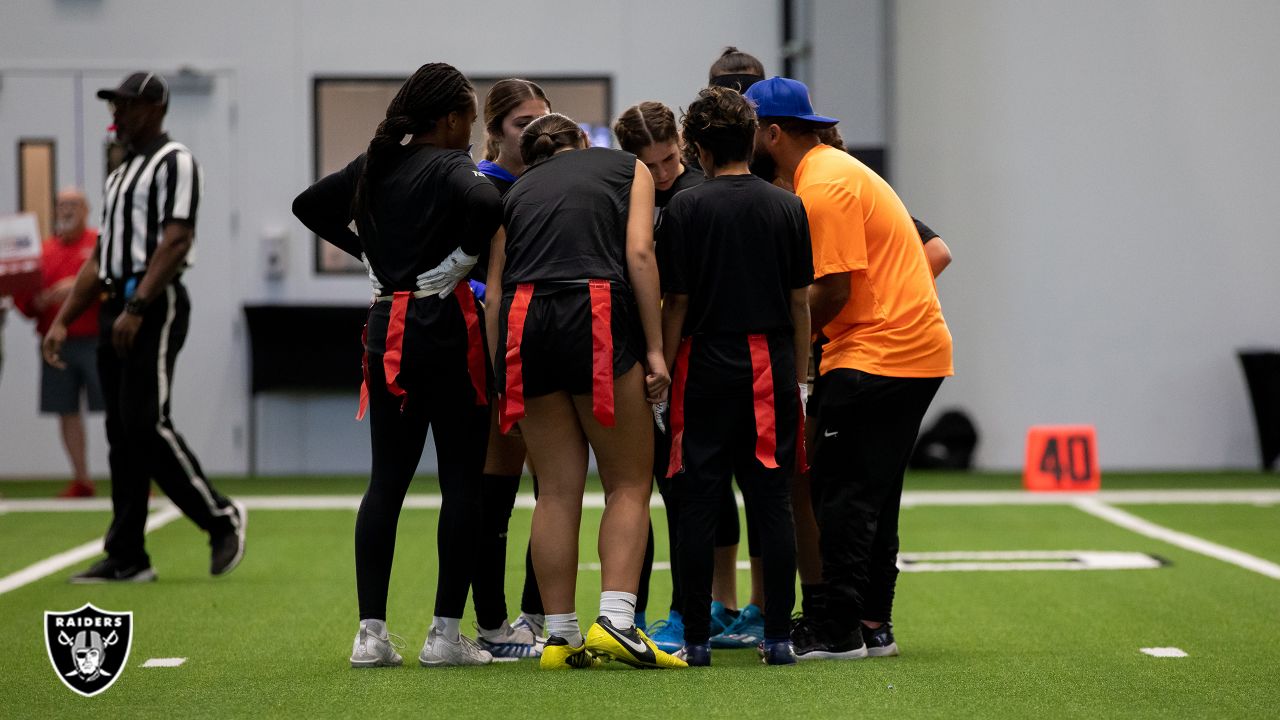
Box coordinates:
[356,285,487,421]
[500,279,616,433]
[667,334,781,477]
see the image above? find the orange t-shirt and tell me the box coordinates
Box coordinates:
[794,145,952,378]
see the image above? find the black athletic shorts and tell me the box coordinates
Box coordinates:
[498,282,642,398]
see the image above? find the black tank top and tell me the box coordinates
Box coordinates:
[500,147,635,289]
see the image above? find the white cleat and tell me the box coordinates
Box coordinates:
[419,627,494,667]
[477,620,543,660]
[350,621,405,668]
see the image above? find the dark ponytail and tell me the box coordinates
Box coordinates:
[708,46,766,84]
[520,113,584,168]
[352,62,474,221]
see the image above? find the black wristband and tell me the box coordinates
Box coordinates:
[124,297,149,316]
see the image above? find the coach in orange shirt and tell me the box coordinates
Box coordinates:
[746,77,953,660]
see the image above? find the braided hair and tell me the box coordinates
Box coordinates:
[612,102,678,155]
[352,62,474,221]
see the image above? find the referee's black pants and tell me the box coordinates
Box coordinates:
[98,282,236,565]
[675,390,798,646]
[810,369,943,634]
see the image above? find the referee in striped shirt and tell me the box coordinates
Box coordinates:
[43,71,246,583]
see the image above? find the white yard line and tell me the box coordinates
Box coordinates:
[0,506,182,596]
[3,488,1278,513]
[1074,497,1280,580]
[4,489,1274,594]
[141,657,187,667]
[1140,647,1188,658]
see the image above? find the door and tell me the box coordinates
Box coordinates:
[0,69,244,476]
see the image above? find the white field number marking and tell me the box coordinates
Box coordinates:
[579,551,1163,573]
[1140,647,1188,658]
[899,550,1163,572]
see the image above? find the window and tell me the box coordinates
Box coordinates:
[18,139,56,239]
[311,75,612,274]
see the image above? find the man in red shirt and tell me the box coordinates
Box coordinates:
[14,188,103,497]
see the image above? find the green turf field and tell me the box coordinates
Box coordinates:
[1,472,1277,718]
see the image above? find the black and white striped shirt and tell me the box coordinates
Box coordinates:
[98,133,202,281]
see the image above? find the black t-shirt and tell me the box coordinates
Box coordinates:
[501,147,635,289]
[657,174,813,335]
[913,216,938,243]
[654,164,705,212]
[477,159,517,197]
[292,145,501,291]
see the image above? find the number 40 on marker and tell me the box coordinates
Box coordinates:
[1023,425,1101,492]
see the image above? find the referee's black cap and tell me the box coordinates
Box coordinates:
[97,72,170,105]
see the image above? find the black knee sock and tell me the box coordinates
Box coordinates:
[474,473,520,629]
[519,474,543,616]
[801,583,826,619]
[637,521,655,613]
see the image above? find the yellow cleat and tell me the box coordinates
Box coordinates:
[539,636,599,670]
[586,616,688,669]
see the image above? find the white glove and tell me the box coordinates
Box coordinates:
[799,382,810,418]
[361,253,383,293]
[416,247,479,298]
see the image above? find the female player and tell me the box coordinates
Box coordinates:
[613,101,757,649]
[658,86,812,666]
[708,46,766,91]
[471,78,551,660]
[487,113,683,670]
[293,63,499,669]
[613,101,699,641]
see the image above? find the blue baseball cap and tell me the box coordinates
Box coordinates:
[743,76,839,126]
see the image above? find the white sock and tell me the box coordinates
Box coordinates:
[431,616,461,642]
[360,619,387,638]
[477,621,510,641]
[520,612,545,636]
[546,613,583,647]
[599,591,637,630]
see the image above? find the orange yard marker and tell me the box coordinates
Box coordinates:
[1024,425,1100,492]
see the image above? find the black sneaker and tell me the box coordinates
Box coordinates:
[794,621,868,661]
[861,622,899,657]
[70,557,156,584]
[790,615,823,655]
[210,500,247,576]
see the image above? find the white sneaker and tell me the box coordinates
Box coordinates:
[477,620,543,660]
[513,613,545,639]
[418,627,493,667]
[350,621,405,668]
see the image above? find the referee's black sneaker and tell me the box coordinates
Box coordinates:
[860,622,899,657]
[793,619,868,661]
[70,557,157,584]
[210,500,247,576]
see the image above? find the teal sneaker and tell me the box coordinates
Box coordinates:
[711,603,764,649]
[646,610,685,653]
[709,601,738,636]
